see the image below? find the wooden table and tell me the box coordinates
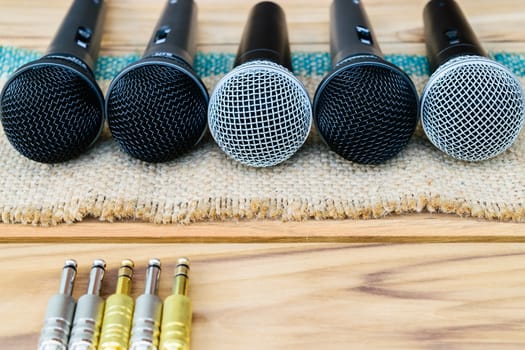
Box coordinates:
[1,0,525,349]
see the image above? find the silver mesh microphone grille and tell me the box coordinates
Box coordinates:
[208,60,312,167]
[421,56,525,161]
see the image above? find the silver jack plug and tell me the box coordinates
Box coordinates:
[38,259,78,350]
[130,258,163,350]
[68,259,106,350]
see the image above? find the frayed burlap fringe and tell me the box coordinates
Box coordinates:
[2,195,525,226]
[1,49,525,225]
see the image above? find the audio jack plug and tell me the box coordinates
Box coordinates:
[160,258,192,350]
[130,259,163,350]
[68,259,106,350]
[38,259,77,350]
[99,259,135,350]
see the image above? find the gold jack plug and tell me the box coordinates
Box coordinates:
[38,259,77,350]
[130,258,163,350]
[68,259,106,350]
[159,258,192,350]
[99,259,135,350]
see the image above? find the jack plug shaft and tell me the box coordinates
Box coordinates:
[159,258,192,350]
[68,259,106,350]
[130,259,163,350]
[99,259,135,350]
[38,259,78,350]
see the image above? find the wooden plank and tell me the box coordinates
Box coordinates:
[0,214,524,243]
[0,0,524,55]
[1,243,524,349]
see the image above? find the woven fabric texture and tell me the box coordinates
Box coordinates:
[1,46,524,225]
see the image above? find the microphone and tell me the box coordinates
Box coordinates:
[421,0,525,161]
[0,0,106,163]
[207,1,312,167]
[313,0,419,164]
[105,0,209,163]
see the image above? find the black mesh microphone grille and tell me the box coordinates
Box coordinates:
[106,63,208,162]
[0,65,104,163]
[314,63,419,164]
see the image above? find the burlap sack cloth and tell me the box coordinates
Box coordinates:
[0,47,524,225]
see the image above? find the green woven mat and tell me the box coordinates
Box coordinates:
[1,46,524,225]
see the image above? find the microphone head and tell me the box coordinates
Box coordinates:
[106,58,209,163]
[313,56,419,164]
[208,60,312,167]
[421,56,525,161]
[0,58,104,163]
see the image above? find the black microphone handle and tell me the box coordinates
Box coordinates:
[330,0,383,67]
[46,0,106,72]
[423,0,486,72]
[234,1,292,70]
[143,0,198,66]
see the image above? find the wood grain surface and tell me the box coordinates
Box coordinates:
[1,214,525,243]
[1,243,524,349]
[2,3,525,347]
[1,0,524,54]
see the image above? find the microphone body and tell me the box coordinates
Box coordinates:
[421,0,525,161]
[0,0,106,163]
[313,0,419,164]
[233,1,292,69]
[208,1,312,168]
[106,0,209,163]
